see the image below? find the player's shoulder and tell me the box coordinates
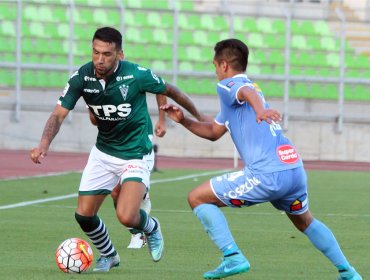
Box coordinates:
[69,62,94,82]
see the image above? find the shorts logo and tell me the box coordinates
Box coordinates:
[229,199,248,207]
[277,145,299,164]
[289,194,307,212]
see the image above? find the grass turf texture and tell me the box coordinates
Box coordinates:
[0,169,369,280]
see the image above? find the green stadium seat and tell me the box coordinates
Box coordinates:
[152,29,173,44]
[72,8,95,24]
[320,36,338,51]
[1,20,16,37]
[256,17,274,33]
[53,7,68,22]
[151,60,168,71]
[271,18,285,34]
[313,20,331,36]
[179,61,194,72]
[291,35,308,50]
[38,6,53,22]
[0,2,17,21]
[269,49,285,65]
[0,69,16,87]
[264,34,285,48]
[233,17,258,33]
[179,13,201,30]
[247,33,264,48]
[247,64,262,75]
[326,52,340,67]
[199,14,228,31]
[93,9,109,25]
[22,5,38,21]
[174,1,194,11]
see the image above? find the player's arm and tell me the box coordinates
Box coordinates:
[160,104,226,141]
[30,104,69,164]
[154,94,167,137]
[162,83,213,122]
[237,86,281,124]
[88,109,98,126]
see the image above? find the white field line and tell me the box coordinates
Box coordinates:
[0,170,228,210]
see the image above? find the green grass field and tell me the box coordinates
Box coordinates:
[0,169,369,280]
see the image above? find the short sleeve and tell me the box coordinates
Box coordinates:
[57,71,82,110]
[135,65,166,94]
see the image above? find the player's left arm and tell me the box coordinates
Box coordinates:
[154,94,167,137]
[88,109,98,126]
[237,86,281,124]
[162,83,213,122]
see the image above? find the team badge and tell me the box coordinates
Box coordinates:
[229,199,247,207]
[119,84,129,100]
[289,194,307,212]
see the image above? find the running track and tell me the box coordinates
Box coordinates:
[1,149,370,179]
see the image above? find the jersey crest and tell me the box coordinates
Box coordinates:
[119,84,129,100]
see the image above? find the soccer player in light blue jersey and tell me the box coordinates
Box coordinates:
[161,39,362,280]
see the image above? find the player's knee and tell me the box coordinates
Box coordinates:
[187,190,200,209]
[116,210,136,228]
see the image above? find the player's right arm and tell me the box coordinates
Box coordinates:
[160,104,226,141]
[30,104,69,164]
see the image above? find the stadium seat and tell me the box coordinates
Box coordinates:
[0,2,17,21]
[22,5,38,21]
[0,69,16,87]
[271,18,286,34]
[320,36,338,51]
[1,20,16,37]
[256,17,274,33]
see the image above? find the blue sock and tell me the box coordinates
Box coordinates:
[193,204,240,256]
[303,218,349,270]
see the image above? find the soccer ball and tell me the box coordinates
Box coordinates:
[55,237,94,273]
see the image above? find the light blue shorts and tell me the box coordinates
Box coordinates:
[210,166,308,214]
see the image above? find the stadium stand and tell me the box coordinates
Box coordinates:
[0,0,368,101]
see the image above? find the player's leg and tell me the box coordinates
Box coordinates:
[115,152,163,262]
[127,192,151,248]
[188,173,250,279]
[277,167,362,280]
[75,146,120,272]
[116,180,163,261]
[287,211,362,279]
[110,183,149,248]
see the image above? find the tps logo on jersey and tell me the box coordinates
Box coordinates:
[289,194,307,212]
[119,85,129,100]
[277,145,299,164]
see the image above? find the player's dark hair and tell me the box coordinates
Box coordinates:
[93,27,122,50]
[214,39,249,71]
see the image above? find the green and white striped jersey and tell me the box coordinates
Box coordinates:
[58,60,166,160]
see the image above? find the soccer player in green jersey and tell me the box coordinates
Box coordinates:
[89,95,166,249]
[30,26,207,272]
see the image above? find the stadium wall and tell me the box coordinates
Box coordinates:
[1,93,370,163]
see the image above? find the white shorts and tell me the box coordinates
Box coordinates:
[79,146,154,195]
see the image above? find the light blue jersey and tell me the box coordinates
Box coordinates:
[215,74,303,173]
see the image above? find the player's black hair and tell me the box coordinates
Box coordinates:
[214,39,249,71]
[93,27,122,50]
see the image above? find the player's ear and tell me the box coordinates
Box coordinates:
[119,50,124,60]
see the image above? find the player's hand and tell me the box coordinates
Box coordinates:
[256,109,282,124]
[160,104,185,123]
[154,120,166,137]
[30,147,47,164]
